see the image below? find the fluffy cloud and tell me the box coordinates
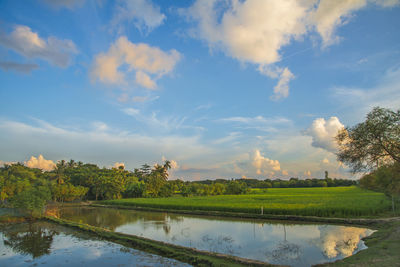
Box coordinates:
[184,0,399,99]
[184,0,306,99]
[305,117,344,153]
[252,149,281,175]
[0,25,78,67]
[310,0,367,47]
[25,155,56,171]
[112,162,125,169]
[0,61,39,73]
[91,36,181,89]
[260,66,295,100]
[112,0,166,33]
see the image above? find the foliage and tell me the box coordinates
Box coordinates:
[336,107,400,173]
[102,186,393,218]
[11,186,51,216]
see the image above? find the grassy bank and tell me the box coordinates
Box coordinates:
[44,216,273,267]
[101,186,393,218]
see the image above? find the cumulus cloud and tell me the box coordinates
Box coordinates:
[184,0,307,99]
[0,25,78,67]
[112,162,125,169]
[305,117,344,153]
[183,0,399,99]
[25,154,56,171]
[252,149,281,175]
[0,61,39,73]
[112,0,166,34]
[310,0,367,47]
[91,36,181,89]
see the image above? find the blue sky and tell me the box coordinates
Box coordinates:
[0,0,399,180]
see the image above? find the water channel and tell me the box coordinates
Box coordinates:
[52,206,374,267]
[0,221,190,266]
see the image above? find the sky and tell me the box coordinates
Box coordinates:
[0,0,399,180]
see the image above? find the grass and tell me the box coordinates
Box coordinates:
[101,186,394,218]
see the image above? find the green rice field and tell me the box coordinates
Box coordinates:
[101,186,393,218]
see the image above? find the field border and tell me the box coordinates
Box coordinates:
[91,203,400,226]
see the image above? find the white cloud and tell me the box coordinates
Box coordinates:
[0,25,78,67]
[91,36,181,89]
[305,117,344,153]
[0,61,39,73]
[0,118,212,176]
[212,132,241,145]
[184,0,307,99]
[112,0,166,34]
[333,67,400,121]
[183,0,399,99]
[25,154,56,171]
[252,149,281,175]
[260,68,295,100]
[310,0,367,47]
[218,115,291,132]
[123,107,140,116]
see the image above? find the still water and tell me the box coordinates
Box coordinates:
[0,221,190,267]
[54,206,374,267]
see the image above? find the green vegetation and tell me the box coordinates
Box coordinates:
[336,107,399,173]
[101,186,393,217]
[336,106,400,215]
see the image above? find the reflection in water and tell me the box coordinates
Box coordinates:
[0,221,190,267]
[266,225,301,263]
[315,226,374,258]
[56,206,374,267]
[2,223,56,258]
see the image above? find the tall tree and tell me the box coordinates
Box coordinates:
[336,107,400,173]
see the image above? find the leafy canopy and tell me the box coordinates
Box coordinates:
[336,107,400,173]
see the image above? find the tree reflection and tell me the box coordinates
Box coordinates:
[2,223,57,259]
[265,225,301,262]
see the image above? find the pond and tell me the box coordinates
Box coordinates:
[0,221,190,267]
[53,206,375,267]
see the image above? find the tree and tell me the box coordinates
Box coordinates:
[11,186,51,217]
[336,107,400,173]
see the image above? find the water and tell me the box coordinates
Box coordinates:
[0,221,190,267]
[54,206,375,267]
